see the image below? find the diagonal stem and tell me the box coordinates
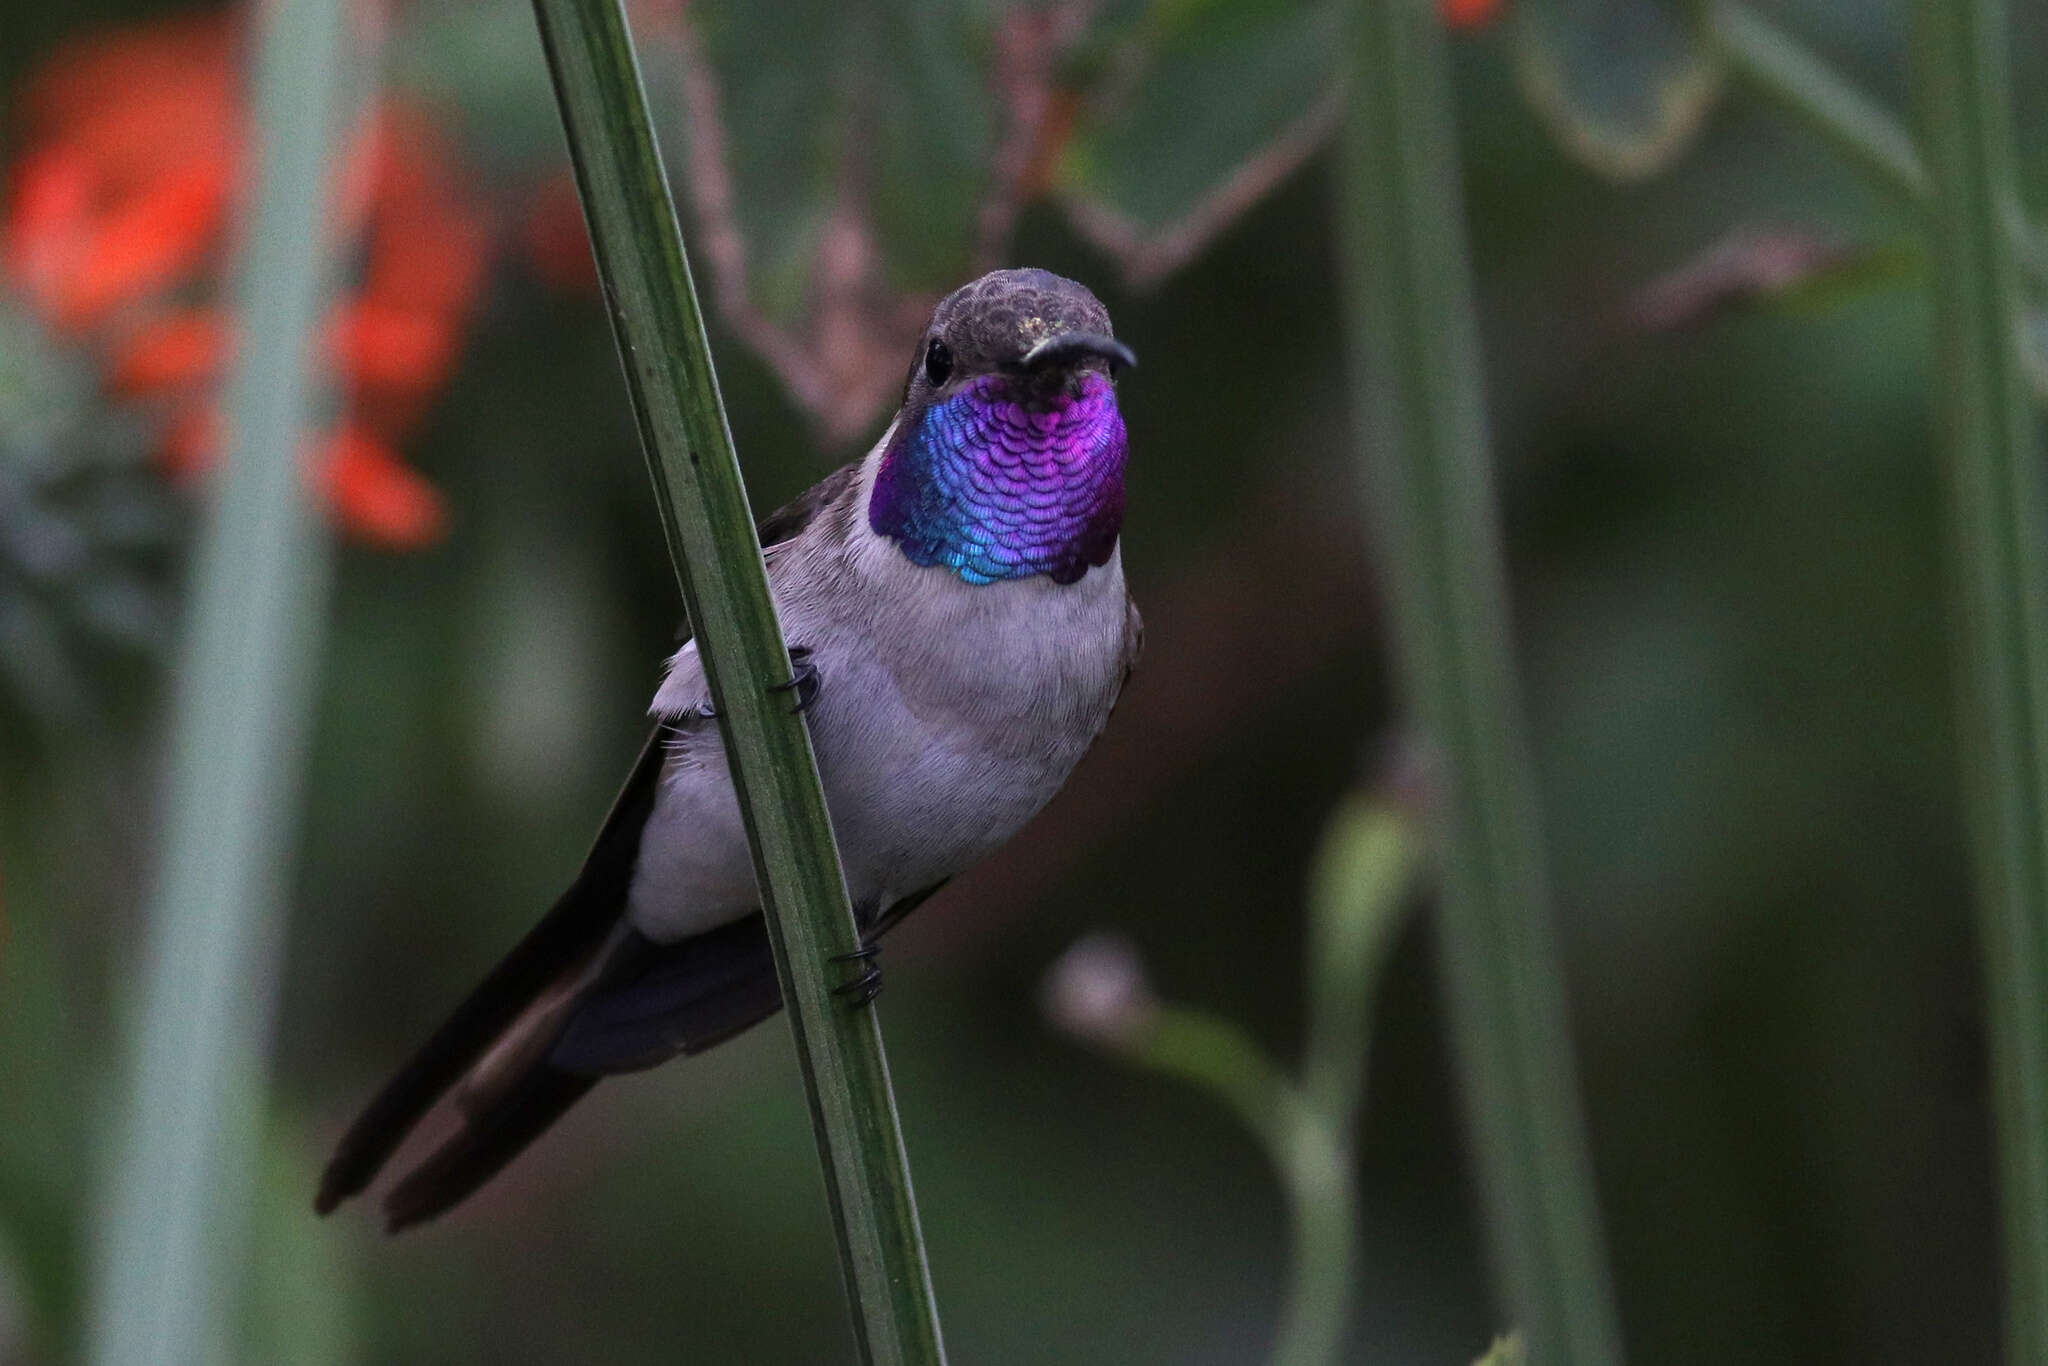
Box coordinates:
[526,0,946,1360]
[1709,0,2048,295]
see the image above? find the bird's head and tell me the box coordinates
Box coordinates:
[871,269,1135,585]
[902,267,1135,412]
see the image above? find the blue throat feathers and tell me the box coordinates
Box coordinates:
[868,372,1128,586]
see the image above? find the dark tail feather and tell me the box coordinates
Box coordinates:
[548,917,783,1072]
[381,1066,599,1233]
[373,921,782,1231]
[332,847,947,1226]
[315,731,668,1216]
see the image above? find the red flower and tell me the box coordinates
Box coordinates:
[109,307,226,395]
[55,156,231,331]
[1441,0,1504,31]
[316,427,446,548]
[1,10,486,551]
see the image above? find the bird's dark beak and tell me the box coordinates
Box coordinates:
[1017,331,1137,375]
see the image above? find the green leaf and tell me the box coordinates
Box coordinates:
[1911,0,2048,1355]
[1059,0,1342,282]
[681,0,992,318]
[84,0,346,1357]
[1341,0,1623,1358]
[1513,0,1722,180]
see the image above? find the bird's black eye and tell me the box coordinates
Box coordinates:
[924,338,953,387]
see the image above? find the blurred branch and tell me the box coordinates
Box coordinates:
[1707,1,1927,202]
[658,9,930,440]
[526,0,946,1361]
[1060,87,1342,289]
[1337,1,1621,1363]
[1708,1,2048,291]
[84,0,347,1360]
[1909,0,2048,1359]
[1045,792,1417,1366]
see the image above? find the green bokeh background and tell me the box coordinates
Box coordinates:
[3,1,2042,1362]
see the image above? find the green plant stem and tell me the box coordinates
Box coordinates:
[1909,1,2048,1359]
[84,0,346,1360]
[1338,3,1621,1364]
[525,1,944,1361]
[1141,1012,1353,1366]
[1108,798,1412,1366]
[1302,795,1412,1120]
[1708,0,1928,203]
[1708,0,2048,292]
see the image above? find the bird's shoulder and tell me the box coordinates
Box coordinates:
[756,458,864,551]
[651,459,869,720]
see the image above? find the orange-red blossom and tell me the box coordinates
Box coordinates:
[1,12,488,549]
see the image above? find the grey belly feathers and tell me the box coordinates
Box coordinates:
[635,509,1138,941]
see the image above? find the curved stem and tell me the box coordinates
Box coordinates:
[1141,1011,1356,1366]
[1708,0,2048,297]
[1708,1,1927,203]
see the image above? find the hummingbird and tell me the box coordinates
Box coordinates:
[315,268,1141,1231]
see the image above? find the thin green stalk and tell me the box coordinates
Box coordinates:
[1051,795,1414,1365]
[1909,1,2048,1359]
[1302,795,1413,1121]
[84,0,346,1360]
[1337,3,1621,1364]
[1707,0,1928,204]
[525,2,944,1362]
[1708,0,2048,295]
[1142,1012,1353,1366]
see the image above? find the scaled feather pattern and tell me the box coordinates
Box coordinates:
[869,371,1127,585]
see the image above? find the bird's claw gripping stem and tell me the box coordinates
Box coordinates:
[831,943,882,1008]
[772,646,820,714]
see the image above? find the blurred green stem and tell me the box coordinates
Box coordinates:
[1144,1012,1353,1366]
[1337,2,1621,1364]
[1709,0,2048,289]
[1707,1,1928,203]
[1909,0,2048,1359]
[1102,796,1415,1366]
[526,0,944,1361]
[84,0,346,1360]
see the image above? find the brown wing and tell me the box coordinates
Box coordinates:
[756,459,862,549]
[671,461,864,643]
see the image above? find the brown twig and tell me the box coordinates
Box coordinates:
[1061,86,1342,289]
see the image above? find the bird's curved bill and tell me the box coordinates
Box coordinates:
[1018,332,1138,373]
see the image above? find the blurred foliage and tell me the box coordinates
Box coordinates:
[0,0,2043,1364]
[1512,0,1720,180]
[1045,790,1419,1366]
[1472,1333,1527,1366]
[0,294,175,741]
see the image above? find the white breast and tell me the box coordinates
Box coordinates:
[628,510,1135,944]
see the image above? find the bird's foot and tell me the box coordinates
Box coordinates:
[772,647,821,714]
[830,943,882,1008]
